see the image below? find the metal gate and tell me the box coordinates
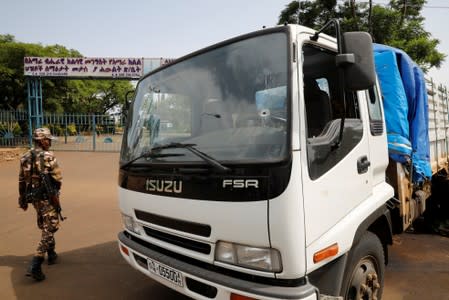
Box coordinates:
[0,110,123,152]
[46,113,123,152]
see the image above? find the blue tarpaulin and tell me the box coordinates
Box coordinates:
[373,44,432,184]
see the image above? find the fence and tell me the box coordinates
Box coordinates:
[0,110,29,148]
[0,110,123,152]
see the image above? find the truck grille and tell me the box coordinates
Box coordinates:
[135,210,211,237]
[143,226,211,254]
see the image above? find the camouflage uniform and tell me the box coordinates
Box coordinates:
[19,147,63,257]
[19,128,62,283]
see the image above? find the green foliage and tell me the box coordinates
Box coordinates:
[0,121,22,137]
[278,0,445,71]
[73,78,133,114]
[0,34,134,113]
[67,123,77,135]
[279,0,338,29]
[45,123,64,136]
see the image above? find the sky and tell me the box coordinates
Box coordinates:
[0,0,448,87]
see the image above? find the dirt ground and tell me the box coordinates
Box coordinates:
[0,151,448,300]
[0,148,25,163]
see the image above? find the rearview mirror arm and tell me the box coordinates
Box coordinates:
[310,19,342,54]
[311,19,347,150]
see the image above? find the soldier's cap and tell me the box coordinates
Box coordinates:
[33,127,56,140]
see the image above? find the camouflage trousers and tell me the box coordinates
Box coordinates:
[33,199,59,257]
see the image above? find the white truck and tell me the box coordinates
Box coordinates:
[117,20,449,300]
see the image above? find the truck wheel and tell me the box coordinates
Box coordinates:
[341,231,385,300]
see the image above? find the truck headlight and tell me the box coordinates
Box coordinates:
[215,241,282,272]
[121,213,142,235]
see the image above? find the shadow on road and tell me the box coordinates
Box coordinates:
[0,241,191,300]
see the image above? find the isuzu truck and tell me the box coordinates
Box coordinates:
[117,21,449,300]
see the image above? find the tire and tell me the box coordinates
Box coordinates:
[340,231,385,300]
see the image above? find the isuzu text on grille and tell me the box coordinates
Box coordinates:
[145,179,182,194]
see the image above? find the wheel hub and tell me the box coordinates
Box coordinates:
[348,257,381,300]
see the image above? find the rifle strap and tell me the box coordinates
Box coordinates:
[29,150,36,189]
[39,151,45,175]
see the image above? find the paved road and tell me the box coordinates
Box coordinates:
[0,152,448,300]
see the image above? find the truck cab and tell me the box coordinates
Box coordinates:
[118,23,394,300]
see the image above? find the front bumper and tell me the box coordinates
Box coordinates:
[118,231,318,300]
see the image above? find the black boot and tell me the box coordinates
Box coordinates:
[26,256,46,281]
[47,249,58,265]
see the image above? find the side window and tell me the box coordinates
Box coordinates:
[304,77,332,137]
[303,44,363,180]
[366,86,384,136]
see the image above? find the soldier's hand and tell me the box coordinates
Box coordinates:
[18,197,28,211]
[50,194,60,205]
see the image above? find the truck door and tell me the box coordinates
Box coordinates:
[299,42,373,246]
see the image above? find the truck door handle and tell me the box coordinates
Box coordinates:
[357,156,371,174]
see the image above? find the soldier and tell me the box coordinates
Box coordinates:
[18,127,63,281]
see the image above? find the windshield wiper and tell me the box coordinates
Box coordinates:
[120,151,184,170]
[151,142,231,173]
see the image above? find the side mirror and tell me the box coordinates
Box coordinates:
[336,32,376,91]
[122,89,135,123]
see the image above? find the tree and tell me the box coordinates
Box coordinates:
[0,35,82,110]
[277,0,445,71]
[0,34,134,112]
[60,79,133,114]
[278,0,337,29]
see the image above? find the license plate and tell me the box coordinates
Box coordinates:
[147,257,184,287]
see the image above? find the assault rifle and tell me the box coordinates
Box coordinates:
[40,172,66,221]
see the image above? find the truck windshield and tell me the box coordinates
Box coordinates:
[121,32,289,166]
